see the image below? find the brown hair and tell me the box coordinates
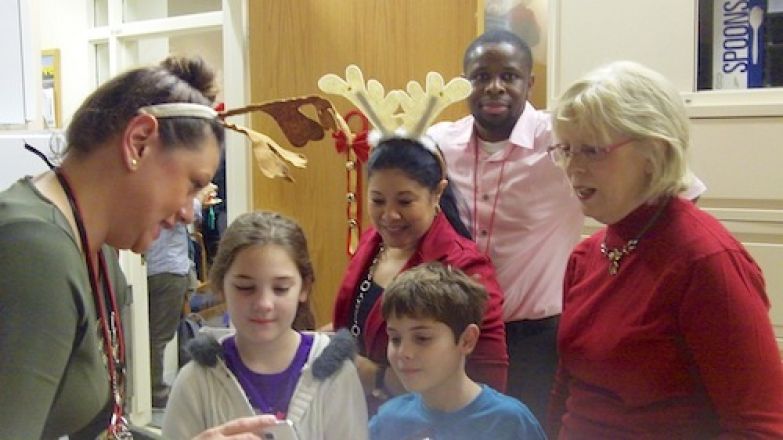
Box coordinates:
[209,211,316,329]
[66,56,225,155]
[381,262,487,342]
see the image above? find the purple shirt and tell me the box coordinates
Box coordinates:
[223,333,314,418]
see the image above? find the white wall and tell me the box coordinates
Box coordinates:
[0,0,35,125]
[38,0,92,127]
[170,30,224,102]
[0,0,91,190]
[0,133,56,188]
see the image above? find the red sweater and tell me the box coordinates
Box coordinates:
[333,212,509,392]
[549,197,783,439]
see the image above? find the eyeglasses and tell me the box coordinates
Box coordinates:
[547,138,634,164]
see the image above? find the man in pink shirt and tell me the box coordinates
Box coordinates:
[428,29,578,422]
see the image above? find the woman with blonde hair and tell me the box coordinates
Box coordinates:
[547,61,783,438]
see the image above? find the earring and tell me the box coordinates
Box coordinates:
[130,158,138,169]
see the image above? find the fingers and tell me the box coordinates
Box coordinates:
[192,415,278,440]
[220,415,278,435]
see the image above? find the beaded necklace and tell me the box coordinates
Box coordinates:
[600,200,669,276]
[350,245,384,337]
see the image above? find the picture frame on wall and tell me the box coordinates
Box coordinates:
[483,0,548,108]
[41,49,62,128]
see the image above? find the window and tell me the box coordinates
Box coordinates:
[698,0,783,90]
[86,0,222,88]
[123,0,220,22]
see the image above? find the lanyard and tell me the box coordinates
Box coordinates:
[53,168,130,439]
[470,132,511,256]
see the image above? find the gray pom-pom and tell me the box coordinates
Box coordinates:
[187,334,222,367]
[311,329,357,380]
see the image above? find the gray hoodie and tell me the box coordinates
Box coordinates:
[162,329,368,440]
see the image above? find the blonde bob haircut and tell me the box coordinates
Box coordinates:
[552,61,691,201]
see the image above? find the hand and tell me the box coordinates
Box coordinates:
[192,414,278,440]
[197,183,219,206]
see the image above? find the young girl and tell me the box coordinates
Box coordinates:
[163,211,368,440]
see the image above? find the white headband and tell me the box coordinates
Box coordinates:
[138,103,217,119]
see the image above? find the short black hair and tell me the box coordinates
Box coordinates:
[463,29,533,73]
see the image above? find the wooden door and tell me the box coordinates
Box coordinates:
[248,0,482,325]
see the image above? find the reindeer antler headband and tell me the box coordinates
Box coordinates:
[139,96,352,181]
[317,65,471,174]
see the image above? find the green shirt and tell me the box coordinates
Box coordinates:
[0,177,128,439]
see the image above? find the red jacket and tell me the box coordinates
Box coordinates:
[333,212,509,392]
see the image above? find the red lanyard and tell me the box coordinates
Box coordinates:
[54,168,130,439]
[471,133,511,256]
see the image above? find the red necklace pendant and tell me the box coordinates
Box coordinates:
[599,199,670,276]
[600,239,638,276]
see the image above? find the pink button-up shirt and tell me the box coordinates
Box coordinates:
[429,102,583,322]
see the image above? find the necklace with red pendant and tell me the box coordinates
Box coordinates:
[600,199,669,275]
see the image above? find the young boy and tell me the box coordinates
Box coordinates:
[369,262,544,440]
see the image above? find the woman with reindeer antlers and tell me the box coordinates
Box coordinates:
[322,66,509,413]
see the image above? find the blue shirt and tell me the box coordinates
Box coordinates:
[370,385,545,440]
[145,199,201,276]
[145,224,191,276]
